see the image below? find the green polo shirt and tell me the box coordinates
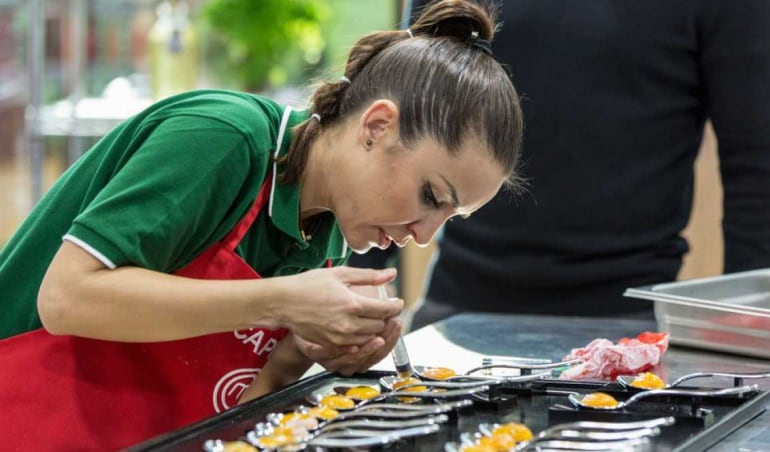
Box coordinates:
[0,90,350,339]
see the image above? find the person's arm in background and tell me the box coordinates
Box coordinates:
[701,0,770,272]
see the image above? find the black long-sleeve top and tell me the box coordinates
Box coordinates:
[407,0,770,316]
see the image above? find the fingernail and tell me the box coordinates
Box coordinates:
[383,267,397,276]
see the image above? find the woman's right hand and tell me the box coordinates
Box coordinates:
[270,266,403,348]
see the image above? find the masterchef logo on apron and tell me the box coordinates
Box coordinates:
[212,328,281,412]
[213,367,261,413]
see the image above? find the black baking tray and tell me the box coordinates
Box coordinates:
[128,370,769,452]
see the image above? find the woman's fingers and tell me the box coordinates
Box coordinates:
[356,295,404,320]
[347,319,401,374]
[277,267,403,348]
[337,267,403,319]
[323,306,401,345]
[324,337,387,376]
[294,335,358,361]
[303,317,403,375]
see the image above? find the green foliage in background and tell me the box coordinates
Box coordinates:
[322,0,398,71]
[200,0,329,92]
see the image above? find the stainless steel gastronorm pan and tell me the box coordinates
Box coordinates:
[624,269,770,359]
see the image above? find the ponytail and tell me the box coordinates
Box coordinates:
[280,0,523,192]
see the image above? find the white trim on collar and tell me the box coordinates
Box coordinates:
[268,106,294,218]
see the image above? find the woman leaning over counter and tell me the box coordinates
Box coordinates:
[0,0,524,449]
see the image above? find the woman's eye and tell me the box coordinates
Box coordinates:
[422,183,440,208]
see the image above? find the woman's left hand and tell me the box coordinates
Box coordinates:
[294,316,402,376]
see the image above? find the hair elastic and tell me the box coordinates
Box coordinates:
[311,113,321,122]
[470,37,493,56]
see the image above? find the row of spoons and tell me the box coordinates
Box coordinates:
[446,417,675,452]
[567,369,770,411]
[204,364,769,450]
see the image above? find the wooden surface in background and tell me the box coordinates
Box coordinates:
[401,124,724,309]
[679,123,723,279]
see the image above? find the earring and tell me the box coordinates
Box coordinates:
[366,139,373,147]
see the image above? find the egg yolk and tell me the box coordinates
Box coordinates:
[492,422,534,442]
[345,385,380,400]
[255,427,296,448]
[479,432,516,451]
[460,444,497,452]
[581,392,619,408]
[277,411,310,426]
[392,376,427,392]
[318,394,356,410]
[221,441,257,452]
[421,367,457,380]
[308,405,340,420]
[630,372,665,389]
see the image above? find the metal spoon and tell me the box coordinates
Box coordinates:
[569,384,758,411]
[313,415,449,433]
[305,385,489,408]
[617,370,770,390]
[465,358,584,377]
[306,424,441,449]
[246,414,450,449]
[452,431,650,452]
[379,375,499,391]
[261,400,471,437]
[443,417,675,452]
[379,370,551,393]
[245,420,445,450]
[411,365,499,382]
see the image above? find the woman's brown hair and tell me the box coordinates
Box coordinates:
[279,0,524,191]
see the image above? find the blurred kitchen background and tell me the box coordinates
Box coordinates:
[0,0,721,307]
[0,0,401,236]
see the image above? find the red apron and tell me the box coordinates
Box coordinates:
[0,175,289,451]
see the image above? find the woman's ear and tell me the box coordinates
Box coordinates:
[359,99,399,148]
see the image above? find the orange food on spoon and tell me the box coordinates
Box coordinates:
[254,427,296,448]
[492,422,534,442]
[221,441,258,452]
[479,431,516,450]
[581,392,619,408]
[630,372,665,389]
[421,367,457,380]
[277,411,311,426]
[317,394,356,410]
[460,444,497,452]
[391,376,428,403]
[345,385,380,400]
[308,405,340,420]
[392,376,428,392]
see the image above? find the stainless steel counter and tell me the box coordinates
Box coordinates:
[404,313,770,451]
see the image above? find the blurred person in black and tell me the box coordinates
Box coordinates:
[349,0,770,329]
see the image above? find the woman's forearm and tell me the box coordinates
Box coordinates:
[39,241,403,346]
[38,241,286,342]
[239,333,313,404]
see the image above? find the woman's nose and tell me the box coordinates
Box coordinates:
[410,211,452,246]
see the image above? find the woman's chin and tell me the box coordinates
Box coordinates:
[347,240,374,254]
